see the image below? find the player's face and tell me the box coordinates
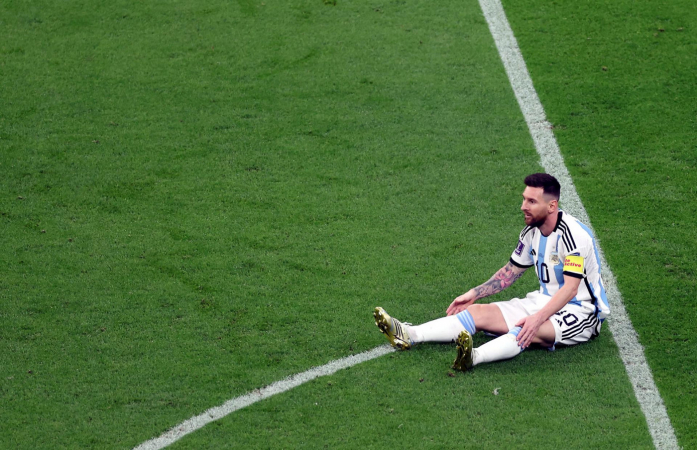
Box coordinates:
[521,186,553,227]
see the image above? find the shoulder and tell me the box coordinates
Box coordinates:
[519,225,535,241]
[557,212,594,253]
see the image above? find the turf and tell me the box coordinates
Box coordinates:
[502,0,697,446]
[0,0,690,448]
[174,340,650,449]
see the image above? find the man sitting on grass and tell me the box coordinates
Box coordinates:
[374,173,610,371]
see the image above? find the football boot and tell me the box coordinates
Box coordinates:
[373,307,413,350]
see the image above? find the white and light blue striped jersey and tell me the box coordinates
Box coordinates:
[509,211,610,321]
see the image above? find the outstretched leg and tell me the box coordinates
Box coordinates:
[464,303,510,336]
[374,304,510,349]
[374,307,473,349]
[373,307,414,350]
[408,310,475,344]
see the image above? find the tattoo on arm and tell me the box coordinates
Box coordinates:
[472,262,526,300]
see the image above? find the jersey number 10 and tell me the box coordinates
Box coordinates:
[538,262,550,284]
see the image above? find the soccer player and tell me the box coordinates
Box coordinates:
[374,173,610,371]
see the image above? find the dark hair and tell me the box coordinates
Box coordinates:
[524,173,560,200]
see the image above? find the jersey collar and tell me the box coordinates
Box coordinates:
[552,210,563,233]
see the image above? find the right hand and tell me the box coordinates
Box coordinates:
[446,291,476,316]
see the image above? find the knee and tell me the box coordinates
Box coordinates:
[464,303,486,324]
[466,303,486,315]
[466,303,507,334]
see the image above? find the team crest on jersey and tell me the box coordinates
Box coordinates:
[514,240,525,256]
[550,252,560,265]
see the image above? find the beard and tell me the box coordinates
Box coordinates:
[527,217,546,228]
[524,213,546,228]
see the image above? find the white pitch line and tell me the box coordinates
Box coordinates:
[477,0,679,448]
[135,4,679,450]
[133,345,395,450]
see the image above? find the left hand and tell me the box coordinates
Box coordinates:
[446,291,477,316]
[515,313,545,349]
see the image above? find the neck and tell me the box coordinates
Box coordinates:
[537,210,559,236]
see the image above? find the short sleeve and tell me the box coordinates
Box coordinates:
[561,229,594,278]
[510,228,534,268]
[562,255,585,278]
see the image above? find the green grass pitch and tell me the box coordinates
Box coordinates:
[1,0,694,448]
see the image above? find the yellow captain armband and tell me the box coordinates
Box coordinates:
[563,255,585,277]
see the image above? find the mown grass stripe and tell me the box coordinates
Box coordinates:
[478,0,679,448]
[133,345,395,450]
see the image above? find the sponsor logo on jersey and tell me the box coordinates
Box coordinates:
[514,240,525,256]
[563,255,584,274]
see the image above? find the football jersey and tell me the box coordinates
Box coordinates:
[509,211,610,321]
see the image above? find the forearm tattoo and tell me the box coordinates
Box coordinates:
[472,262,525,300]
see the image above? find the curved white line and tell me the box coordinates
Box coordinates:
[135,3,679,449]
[133,345,395,450]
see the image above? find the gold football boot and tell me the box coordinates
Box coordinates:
[452,330,473,371]
[373,307,413,350]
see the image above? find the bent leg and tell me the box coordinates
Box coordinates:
[465,302,557,367]
[530,320,556,348]
[471,328,523,366]
[470,322,555,367]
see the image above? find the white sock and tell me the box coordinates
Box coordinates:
[407,315,466,344]
[472,331,523,366]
